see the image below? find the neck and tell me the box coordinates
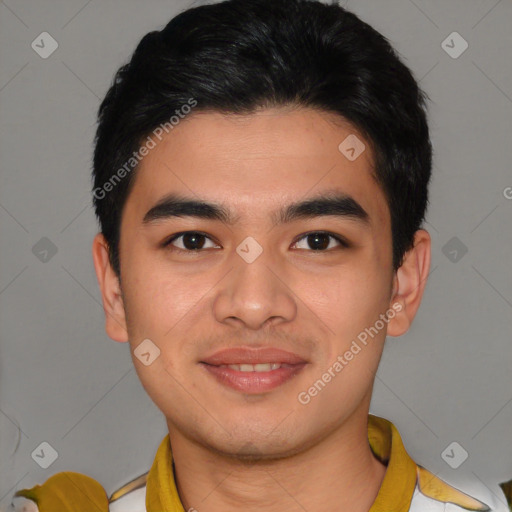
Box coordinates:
[166,406,387,512]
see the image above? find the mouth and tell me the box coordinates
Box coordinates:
[199,362,307,393]
[199,347,308,393]
[209,362,297,372]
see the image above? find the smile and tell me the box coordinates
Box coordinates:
[199,362,307,393]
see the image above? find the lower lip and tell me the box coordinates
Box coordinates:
[199,363,307,393]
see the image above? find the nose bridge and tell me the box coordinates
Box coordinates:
[212,240,297,329]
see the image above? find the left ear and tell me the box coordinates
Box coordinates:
[387,229,431,337]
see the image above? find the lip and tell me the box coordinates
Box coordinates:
[200,347,308,366]
[199,362,307,393]
[199,347,308,394]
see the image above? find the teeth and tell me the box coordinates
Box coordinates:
[222,363,283,372]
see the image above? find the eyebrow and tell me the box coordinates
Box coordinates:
[142,191,370,226]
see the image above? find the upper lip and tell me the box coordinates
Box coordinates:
[200,347,308,366]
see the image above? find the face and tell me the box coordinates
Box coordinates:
[100,107,405,459]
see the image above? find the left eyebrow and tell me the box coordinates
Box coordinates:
[275,192,369,226]
[142,191,370,226]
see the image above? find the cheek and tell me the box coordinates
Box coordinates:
[125,269,198,337]
[301,266,391,375]
[308,265,390,333]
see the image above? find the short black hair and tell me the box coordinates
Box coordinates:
[92,0,432,277]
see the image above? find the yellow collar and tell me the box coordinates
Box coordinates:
[367,414,418,511]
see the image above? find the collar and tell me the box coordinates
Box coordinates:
[367,414,418,511]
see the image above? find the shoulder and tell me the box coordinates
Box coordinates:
[9,473,148,512]
[409,465,510,512]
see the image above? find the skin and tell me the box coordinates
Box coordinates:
[93,106,431,512]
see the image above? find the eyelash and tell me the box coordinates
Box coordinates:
[161,231,350,253]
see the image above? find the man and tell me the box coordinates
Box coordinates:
[11,0,510,510]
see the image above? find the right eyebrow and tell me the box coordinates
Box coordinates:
[142,193,237,225]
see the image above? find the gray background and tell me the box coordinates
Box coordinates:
[1,0,511,508]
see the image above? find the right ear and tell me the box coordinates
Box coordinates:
[91,233,129,342]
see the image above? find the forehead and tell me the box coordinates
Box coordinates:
[122,107,389,227]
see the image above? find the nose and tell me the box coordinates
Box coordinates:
[212,245,297,330]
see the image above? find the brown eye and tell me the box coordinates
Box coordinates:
[292,232,349,251]
[163,231,219,251]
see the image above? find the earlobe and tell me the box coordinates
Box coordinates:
[387,229,431,337]
[91,233,129,343]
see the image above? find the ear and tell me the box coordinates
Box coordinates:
[92,233,129,343]
[387,229,431,337]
